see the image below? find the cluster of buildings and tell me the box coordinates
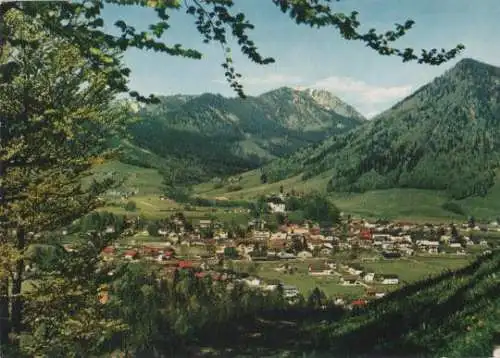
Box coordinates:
[94,214,496,266]
[83,211,497,308]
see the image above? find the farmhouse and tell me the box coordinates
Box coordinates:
[124,250,138,260]
[308,263,333,276]
[282,285,300,299]
[297,250,313,259]
[341,275,361,286]
[381,274,400,285]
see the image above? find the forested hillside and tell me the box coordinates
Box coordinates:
[122,87,365,185]
[263,58,500,200]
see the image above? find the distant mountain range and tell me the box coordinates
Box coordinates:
[121,87,365,185]
[263,58,500,199]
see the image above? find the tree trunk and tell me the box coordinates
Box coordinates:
[0,277,10,347]
[11,227,25,340]
[0,2,12,349]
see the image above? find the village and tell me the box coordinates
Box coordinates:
[86,192,497,309]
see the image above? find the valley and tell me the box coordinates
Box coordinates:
[73,56,500,357]
[100,58,500,225]
[5,3,500,358]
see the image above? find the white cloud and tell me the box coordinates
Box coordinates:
[306,76,413,118]
[309,76,413,104]
[212,73,413,118]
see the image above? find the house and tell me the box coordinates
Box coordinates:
[178,260,193,270]
[141,246,160,257]
[282,285,300,299]
[101,246,115,256]
[269,239,287,251]
[157,251,174,261]
[243,277,261,287]
[158,228,169,236]
[268,201,286,214]
[267,195,286,214]
[270,232,288,241]
[308,263,333,276]
[351,299,367,307]
[199,220,212,229]
[381,274,399,285]
[307,238,324,251]
[346,266,363,275]
[382,251,401,259]
[297,250,313,259]
[341,275,360,285]
[325,261,337,270]
[359,229,373,240]
[123,250,138,260]
[253,230,271,241]
[214,231,229,240]
[365,288,378,297]
[399,247,415,256]
[98,285,109,305]
[309,227,321,235]
[290,227,309,235]
[277,251,295,259]
[168,233,180,243]
[319,247,331,256]
[363,272,375,282]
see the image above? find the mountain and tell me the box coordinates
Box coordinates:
[263,58,500,200]
[122,87,365,185]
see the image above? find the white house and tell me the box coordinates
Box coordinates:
[277,251,295,259]
[297,250,313,259]
[243,278,261,288]
[268,202,286,213]
[381,275,399,285]
[158,228,168,236]
[282,285,300,299]
[363,272,375,282]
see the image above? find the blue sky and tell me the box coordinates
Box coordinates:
[104,0,500,118]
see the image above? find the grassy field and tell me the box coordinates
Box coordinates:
[356,255,473,283]
[244,255,474,300]
[195,168,500,223]
[89,160,500,224]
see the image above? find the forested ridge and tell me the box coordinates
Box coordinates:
[121,87,365,185]
[263,58,500,200]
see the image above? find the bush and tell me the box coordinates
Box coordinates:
[124,201,137,211]
[147,222,160,236]
[441,201,466,215]
[227,184,243,192]
[213,182,224,189]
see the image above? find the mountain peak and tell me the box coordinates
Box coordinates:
[449,57,500,76]
[303,88,366,121]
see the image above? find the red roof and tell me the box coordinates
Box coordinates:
[360,230,373,240]
[102,246,115,254]
[310,228,321,235]
[352,299,367,306]
[195,272,206,278]
[269,239,287,250]
[308,238,324,245]
[178,261,193,269]
[124,250,137,257]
